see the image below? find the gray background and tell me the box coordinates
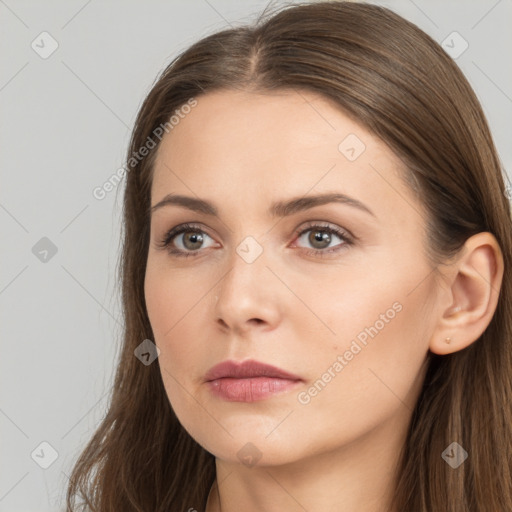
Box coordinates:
[1,0,511,510]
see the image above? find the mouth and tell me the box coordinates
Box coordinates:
[204,359,303,402]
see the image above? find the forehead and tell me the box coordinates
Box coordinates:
[156,88,374,158]
[150,88,420,224]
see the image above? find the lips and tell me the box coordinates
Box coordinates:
[204,359,302,382]
[204,359,303,402]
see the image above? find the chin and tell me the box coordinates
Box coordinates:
[183,420,311,468]
[209,440,303,468]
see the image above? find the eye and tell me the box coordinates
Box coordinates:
[292,222,353,257]
[157,223,216,258]
[156,221,354,259]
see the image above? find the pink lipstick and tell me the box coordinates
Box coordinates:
[204,359,302,402]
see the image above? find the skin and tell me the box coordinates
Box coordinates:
[144,88,503,512]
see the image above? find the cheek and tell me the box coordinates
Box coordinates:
[144,263,211,386]
[294,264,433,432]
[144,259,210,342]
[144,266,213,435]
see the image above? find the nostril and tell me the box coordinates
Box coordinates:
[217,318,229,329]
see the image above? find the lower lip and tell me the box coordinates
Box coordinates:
[206,377,301,402]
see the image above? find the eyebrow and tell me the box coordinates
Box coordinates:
[150,192,375,218]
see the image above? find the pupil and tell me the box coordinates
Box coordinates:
[185,232,203,249]
[310,230,330,249]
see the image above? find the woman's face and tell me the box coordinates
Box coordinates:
[144,88,440,467]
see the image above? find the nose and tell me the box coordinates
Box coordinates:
[213,246,282,336]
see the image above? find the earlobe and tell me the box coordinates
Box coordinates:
[429,232,504,355]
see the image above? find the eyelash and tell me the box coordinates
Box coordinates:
[157,222,354,259]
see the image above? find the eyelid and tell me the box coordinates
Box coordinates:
[156,222,216,250]
[288,222,353,257]
[292,220,356,243]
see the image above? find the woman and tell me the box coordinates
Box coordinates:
[66,1,512,511]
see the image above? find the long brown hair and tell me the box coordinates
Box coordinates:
[66,1,512,510]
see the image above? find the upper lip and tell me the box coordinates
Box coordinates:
[204,359,302,382]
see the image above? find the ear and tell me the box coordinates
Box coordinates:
[429,232,504,355]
